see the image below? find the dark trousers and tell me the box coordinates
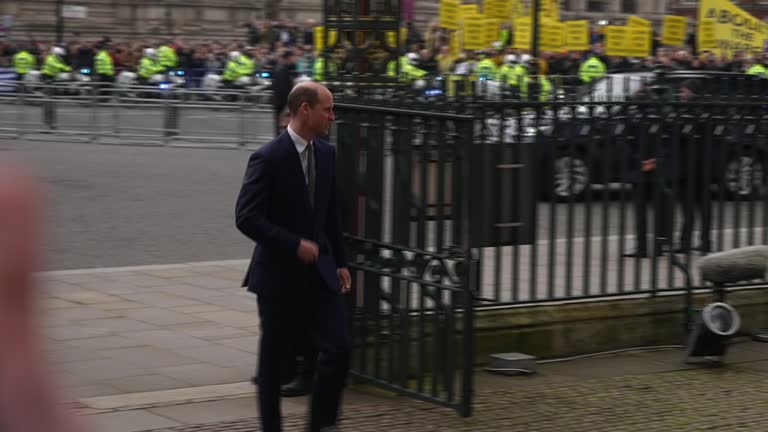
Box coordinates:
[294,331,318,381]
[274,105,287,137]
[678,181,712,250]
[255,269,350,432]
[630,175,672,254]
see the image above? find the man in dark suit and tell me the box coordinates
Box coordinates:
[673,79,712,253]
[236,81,352,432]
[271,50,296,136]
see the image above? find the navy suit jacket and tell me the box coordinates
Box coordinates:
[235,132,347,296]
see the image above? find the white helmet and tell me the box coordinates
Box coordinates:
[505,54,518,65]
[294,75,313,84]
[144,48,157,59]
[520,54,532,64]
[51,47,65,57]
[229,51,241,60]
[406,52,419,65]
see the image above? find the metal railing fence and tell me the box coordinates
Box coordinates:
[0,81,276,148]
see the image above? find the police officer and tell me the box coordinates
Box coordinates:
[157,40,179,73]
[41,46,71,82]
[222,51,244,87]
[579,51,607,84]
[312,49,338,82]
[137,48,162,85]
[94,41,115,98]
[41,46,72,129]
[520,59,552,102]
[475,50,498,81]
[12,44,36,82]
[498,54,518,86]
[401,52,427,83]
[746,55,767,78]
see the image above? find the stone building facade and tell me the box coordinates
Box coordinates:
[0,0,443,42]
[0,0,320,42]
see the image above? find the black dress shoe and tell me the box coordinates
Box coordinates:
[281,375,313,397]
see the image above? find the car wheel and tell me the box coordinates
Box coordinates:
[724,156,765,199]
[550,155,589,201]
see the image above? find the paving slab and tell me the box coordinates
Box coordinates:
[147,398,257,425]
[37,262,768,432]
[85,410,181,432]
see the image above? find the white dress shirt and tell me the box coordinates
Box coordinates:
[287,125,313,185]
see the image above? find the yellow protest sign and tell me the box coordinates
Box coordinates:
[698,0,768,57]
[485,18,501,45]
[313,26,338,51]
[698,20,717,51]
[540,20,565,51]
[509,0,519,20]
[565,20,590,51]
[484,0,510,19]
[626,27,652,57]
[513,17,532,49]
[450,30,461,56]
[463,14,486,49]
[662,15,687,45]
[440,0,459,29]
[510,0,528,20]
[460,4,479,18]
[605,25,651,57]
[539,0,560,21]
[627,15,651,28]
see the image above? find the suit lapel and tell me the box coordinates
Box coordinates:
[280,133,313,214]
[313,142,329,213]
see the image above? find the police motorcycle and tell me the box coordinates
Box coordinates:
[115,57,183,100]
[21,70,47,98]
[114,70,167,99]
[71,66,97,98]
[200,68,272,103]
[166,68,186,88]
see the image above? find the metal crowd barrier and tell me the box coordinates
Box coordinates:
[0,81,276,148]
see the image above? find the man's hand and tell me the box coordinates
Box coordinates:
[337,268,352,294]
[642,158,656,172]
[297,239,319,264]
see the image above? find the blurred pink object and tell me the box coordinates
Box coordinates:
[0,163,82,432]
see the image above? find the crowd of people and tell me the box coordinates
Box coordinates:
[0,17,766,93]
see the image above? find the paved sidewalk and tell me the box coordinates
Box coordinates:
[41,261,768,431]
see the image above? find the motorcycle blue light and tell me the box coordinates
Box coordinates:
[177,70,185,76]
[262,72,271,78]
[169,71,176,76]
[80,68,91,74]
[159,83,170,89]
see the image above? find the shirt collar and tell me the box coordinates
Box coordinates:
[287,125,310,154]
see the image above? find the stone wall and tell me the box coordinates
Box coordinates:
[0,0,323,42]
[0,0,441,42]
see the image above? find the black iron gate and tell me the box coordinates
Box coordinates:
[335,103,477,416]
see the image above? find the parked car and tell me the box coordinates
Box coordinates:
[482,70,768,201]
